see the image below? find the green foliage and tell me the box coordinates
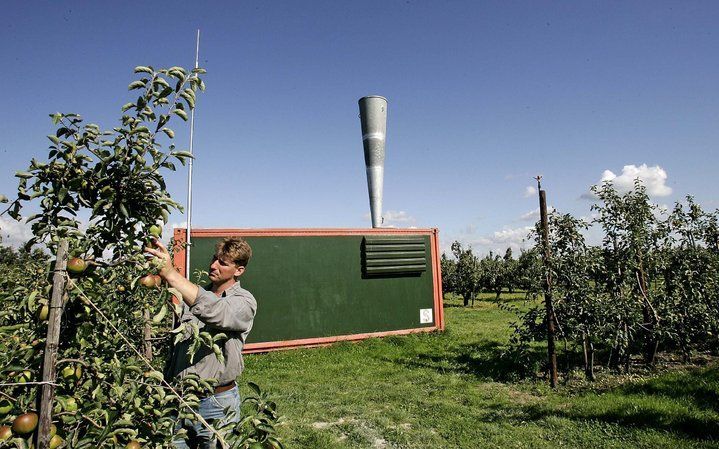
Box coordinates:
[659,197,719,360]
[441,244,532,304]
[4,65,203,262]
[0,66,284,448]
[215,382,285,449]
[507,180,719,381]
[449,242,480,306]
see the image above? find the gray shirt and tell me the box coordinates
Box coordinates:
[167,281,257,386]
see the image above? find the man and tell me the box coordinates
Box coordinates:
[145,236,257,449]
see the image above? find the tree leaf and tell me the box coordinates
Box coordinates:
[248,382,262,396]
[172,109,188,121]
[152,304,167,323]
[128,80,146,90]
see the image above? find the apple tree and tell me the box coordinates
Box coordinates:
[0,66,283,449]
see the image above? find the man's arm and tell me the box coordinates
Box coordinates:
[145,238,200,307]
[191,288,257,332]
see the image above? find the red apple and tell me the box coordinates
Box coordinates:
[67,257,87,274]
[12,412,38,435]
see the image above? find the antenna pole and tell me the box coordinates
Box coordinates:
[185,29,200,278]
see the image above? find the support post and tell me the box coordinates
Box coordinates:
[537,177,558,388]
[36,239,68,449]
[143,308,153,361]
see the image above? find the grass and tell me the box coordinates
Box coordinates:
[242,293,719,448]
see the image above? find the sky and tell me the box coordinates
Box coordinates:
[1,1,718,256]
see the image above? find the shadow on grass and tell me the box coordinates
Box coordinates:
[617,367,719,412]
[522,387,719,440]
[390,335,719,440]
[392,340,546,382]
[442,302,468,308]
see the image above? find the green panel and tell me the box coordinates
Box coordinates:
[189,234,436,344]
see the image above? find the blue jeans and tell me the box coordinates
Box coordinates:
[172,386,241,449]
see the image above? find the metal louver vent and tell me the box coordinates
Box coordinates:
[362,236,427,275]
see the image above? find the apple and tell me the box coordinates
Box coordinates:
[49,423,57,437]
[12,412,38,435]
[126,440,142,449]
[0,425,11,441]
[61,365,75,379]
[49,434,64,449]
[149,225,162,237]
[139,274,161,288]
[38,305,49,321]
[67,258,87,274]
[63,398,77,413]
[117,285,126,293]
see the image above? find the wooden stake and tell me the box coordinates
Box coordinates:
[143,308,153,361]
[536,177,558,388]
[36,239,68,449]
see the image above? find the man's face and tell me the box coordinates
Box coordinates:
[208,254,244,284]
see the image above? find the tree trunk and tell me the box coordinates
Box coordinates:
[624,322,631,373]
[583,332,595,381]
[637,257,658,366]
[608,325,621,371]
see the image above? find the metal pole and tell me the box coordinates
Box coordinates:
[185,29,200,279]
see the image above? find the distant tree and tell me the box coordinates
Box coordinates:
[440,252,457,295]
[479,252,504,300]
[515,248,542,296]
[0,245,48,266]
[451,241,480,307]
[503,248,518,294]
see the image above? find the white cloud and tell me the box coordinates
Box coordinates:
[443,225,534,257]
[521,208,540,221]
[584,164,672,199]
[0,216,33,248]
[523,186,537,198]
[478,226,534,246]
[520,205,556,222]
[384,210,415,223]
[362,210,416,227]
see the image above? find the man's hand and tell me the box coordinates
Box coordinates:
[144,238,174,279]
[144,238,199,306]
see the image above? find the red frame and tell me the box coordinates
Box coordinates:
[173,228,445,353]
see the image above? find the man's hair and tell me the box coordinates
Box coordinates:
[216,237,252,268]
